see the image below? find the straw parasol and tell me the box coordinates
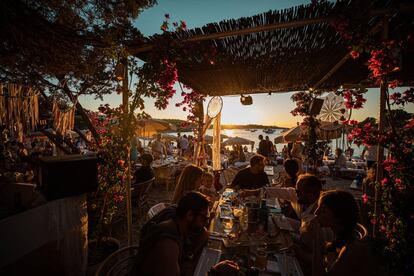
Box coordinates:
[281,121,344,142]
[136,119,176,137]
[273,135,285,144]
[222,136,254,146]
[204,134,229,144]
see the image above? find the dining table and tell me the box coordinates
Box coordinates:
[194,188,304,276]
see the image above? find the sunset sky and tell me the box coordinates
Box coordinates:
[79,0,413,128]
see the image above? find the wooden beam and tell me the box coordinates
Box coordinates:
[313,54,351,90]
[128,4,414,55]
[312,18,384,90]
[128,17,332,54]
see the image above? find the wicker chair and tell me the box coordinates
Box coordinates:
[94,246,138,276]
[131,177,155,220]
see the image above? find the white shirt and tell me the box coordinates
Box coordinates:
[266,187,316,221]
[179,137,189,150]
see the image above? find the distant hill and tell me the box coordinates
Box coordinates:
[158,119,288,131]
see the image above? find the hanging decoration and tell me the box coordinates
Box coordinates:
[318,92,348,122]
[52,101,76,136]
[0,83,39,141]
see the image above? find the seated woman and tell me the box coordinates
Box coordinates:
[172,164,204,204]
[312,190,376,276]
[282,159,299,187]
[198,172,219,201]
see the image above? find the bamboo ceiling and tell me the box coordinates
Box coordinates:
[132,0,414,96]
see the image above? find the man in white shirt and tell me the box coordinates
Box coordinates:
[266,174,332,272]
[178,134,189,156]
[266,174,322,229]
[151,134,166,160]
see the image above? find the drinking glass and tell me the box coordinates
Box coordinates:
[222,218,233,235]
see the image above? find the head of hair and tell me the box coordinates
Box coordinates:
[258,134,263,140]
[284,159,299,178]
[336,148,343,155]
[296,174,322,194]
[250,154,265,167]
[172,165,204,204]
[265,136,269,140]
[176,191,210,218]
[318,190,359,234]
[203,171,214,181]
[140,153,153,165]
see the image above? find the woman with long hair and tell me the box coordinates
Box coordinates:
[171,164,204,204]
[312,190,376,275]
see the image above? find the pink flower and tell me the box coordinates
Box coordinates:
[350,50,360,59]
[118,159,125,166]
[381,177,388,186]
[180,20,187,30]
[404,118,414,129]
[362,194,369,204]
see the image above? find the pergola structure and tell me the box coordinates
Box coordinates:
[122,0,414,243]
[129,0,414,96]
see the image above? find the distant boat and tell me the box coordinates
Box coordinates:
[250,129,257,132]
[263,129,275,134]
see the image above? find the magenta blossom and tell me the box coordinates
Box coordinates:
[362,194,369,204]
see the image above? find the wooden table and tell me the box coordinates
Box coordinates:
[199,189,304,276]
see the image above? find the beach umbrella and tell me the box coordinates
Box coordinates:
[136,119,176,137]
[222,136,254,146]
[274,135,285,144]
[318,121,344,140]
[152,133,178,142]
[204,134,229,144]
[282,121,344,142]
[282,125,305,142]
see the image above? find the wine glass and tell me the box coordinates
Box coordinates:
[222,218,233,235]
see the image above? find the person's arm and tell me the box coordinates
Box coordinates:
[149,239,180,276]
[229,172,241,188]
[265,187,297,202]
[238,188,261,198]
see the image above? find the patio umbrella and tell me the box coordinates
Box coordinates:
[222,136,254,146]
[152,133,178,142]
[204,134,229,144]
[318,121,345,140]
[274,135,285,144]
[282,121,344,142]
[136,119,176,137]
[282,125,305,142]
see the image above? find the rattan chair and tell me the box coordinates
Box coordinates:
[131,177,155,219]
[94,246,139,276]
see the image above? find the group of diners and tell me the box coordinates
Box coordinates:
[131,153,377,276]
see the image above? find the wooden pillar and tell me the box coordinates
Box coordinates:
[373,17,388,237]
[122,57,133,245]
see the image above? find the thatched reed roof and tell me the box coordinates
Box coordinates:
[132,0,414,96]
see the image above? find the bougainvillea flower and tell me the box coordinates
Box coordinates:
[362,193,369,204]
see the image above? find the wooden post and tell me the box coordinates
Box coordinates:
[373,17,388,237]
[194,101,205,166]
[122,57,133,245]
